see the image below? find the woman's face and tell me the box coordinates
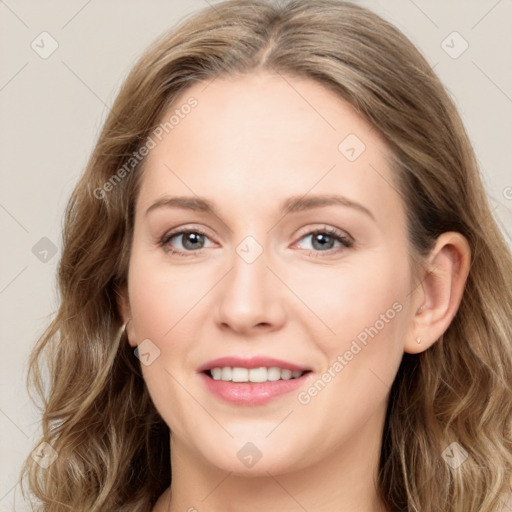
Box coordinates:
[122,72,421,476]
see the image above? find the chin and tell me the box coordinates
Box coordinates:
[192,435,307,476]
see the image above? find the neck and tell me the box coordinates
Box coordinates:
[153,404,390,512]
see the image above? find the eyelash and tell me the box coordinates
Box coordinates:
[159,226,354,258]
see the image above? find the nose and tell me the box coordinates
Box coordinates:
[214,244,286,336]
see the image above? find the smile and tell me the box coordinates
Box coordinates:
[208,366,307,382]
[200,368,312,406]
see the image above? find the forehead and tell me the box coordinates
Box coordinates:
[136,72,405,232]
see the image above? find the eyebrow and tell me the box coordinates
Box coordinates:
[144,193,375,221]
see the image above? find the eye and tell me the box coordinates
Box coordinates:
[295,226,353,255]
[159,225,353,257]
[160,228,214,257]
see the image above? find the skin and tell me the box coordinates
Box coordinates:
[118,71,471,512]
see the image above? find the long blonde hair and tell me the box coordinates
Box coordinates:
[21,1,512,510]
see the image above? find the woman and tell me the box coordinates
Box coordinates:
[21,0,512,511]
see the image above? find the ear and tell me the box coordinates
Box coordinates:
[115,283,137,348]
[404,231,471,354]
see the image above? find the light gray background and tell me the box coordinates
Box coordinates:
[1,0,511,509]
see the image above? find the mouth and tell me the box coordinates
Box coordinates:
[198,357,313,405]
[203,366,311,383]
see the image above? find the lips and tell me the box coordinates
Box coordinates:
[197,356,313,406]
[197,356,311,373]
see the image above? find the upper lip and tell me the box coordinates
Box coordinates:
[197,356,311,373]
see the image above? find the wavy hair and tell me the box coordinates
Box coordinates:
[21,0,512,510]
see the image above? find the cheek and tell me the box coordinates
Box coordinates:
[127,249,208,341]
[290,253,408,397]
[293,262,407,436]
[127,261,196,435]
[288,254,408,343]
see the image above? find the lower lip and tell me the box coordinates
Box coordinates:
[199,372,309,406]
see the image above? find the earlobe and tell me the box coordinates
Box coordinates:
[404,231,471,354]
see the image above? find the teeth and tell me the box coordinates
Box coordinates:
[209,366,305,383]
[232,367,248,382]
[211,367,223,380]
[267,367,281,381]
[281,369,292,380]
[248,367,267,383]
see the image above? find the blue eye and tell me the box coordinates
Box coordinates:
[160,228,212,257]
[160,226,353,257]
[296,227,353,253]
